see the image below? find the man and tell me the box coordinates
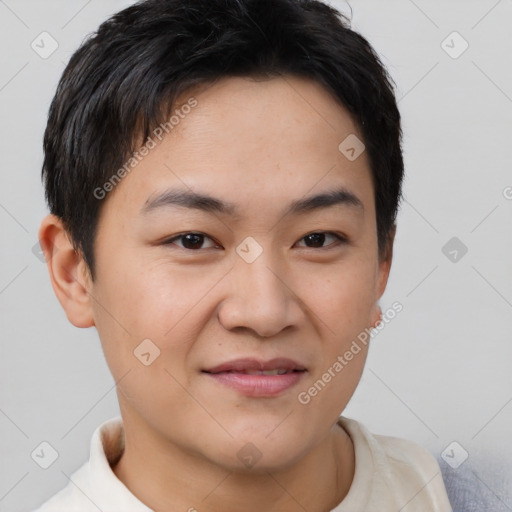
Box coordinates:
[34,0,452,510]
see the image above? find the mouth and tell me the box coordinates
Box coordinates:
[202,358,307,397]
[210,368,302,375]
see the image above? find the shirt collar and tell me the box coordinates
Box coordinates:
[84,415,375,512]
[87,416,153,511]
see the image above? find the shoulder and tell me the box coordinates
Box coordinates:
[32,416,125,512]
[374,429,444,475]
[338,416,453,512]
[31,463,92,512]
[340,415,442,475]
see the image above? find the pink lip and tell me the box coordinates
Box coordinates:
[205,357,306,373]
[203,358,307,397]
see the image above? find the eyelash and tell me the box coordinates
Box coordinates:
[163,231,348,251]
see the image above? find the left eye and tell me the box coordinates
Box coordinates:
[295,232,346,249]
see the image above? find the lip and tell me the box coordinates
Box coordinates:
[202,358,307,397]
[204,357,306,374]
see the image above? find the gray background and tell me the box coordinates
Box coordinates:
[0,1,511,511]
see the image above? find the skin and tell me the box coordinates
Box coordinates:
[40,75,394,512]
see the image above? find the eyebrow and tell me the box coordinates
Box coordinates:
[141,186,364,218]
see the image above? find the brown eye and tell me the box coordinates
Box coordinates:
[165,232,218,250]
[296,232,346,249]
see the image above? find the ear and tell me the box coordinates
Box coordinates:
[38,214,95,328]
[369,224,396,328]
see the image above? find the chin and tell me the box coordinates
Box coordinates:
[212,446,307,475]
[206,425,310,473]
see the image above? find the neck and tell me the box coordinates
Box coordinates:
[112,415,354,512]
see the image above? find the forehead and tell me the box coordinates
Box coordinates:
[103,74,374,221]
[174,75,362,156]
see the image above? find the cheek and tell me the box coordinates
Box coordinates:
[94,259,216,335]
[91,262,225,379]
[306,349,368,425]
[294,260,375,415]
[298,260,377,337]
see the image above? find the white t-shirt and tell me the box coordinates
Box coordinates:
[33,415,453,512]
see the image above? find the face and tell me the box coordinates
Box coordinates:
[49,75,392,472]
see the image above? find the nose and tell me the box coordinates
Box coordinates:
[217,250,305,338]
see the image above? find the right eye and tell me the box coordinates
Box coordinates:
[163,232,221,251]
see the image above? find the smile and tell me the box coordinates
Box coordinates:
[202,358,307,397]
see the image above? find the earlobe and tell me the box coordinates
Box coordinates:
[370,226,396,329]
[369,304,383,329]
[38,214,95,328]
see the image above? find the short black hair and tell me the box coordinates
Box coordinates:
[42,0,404,280]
